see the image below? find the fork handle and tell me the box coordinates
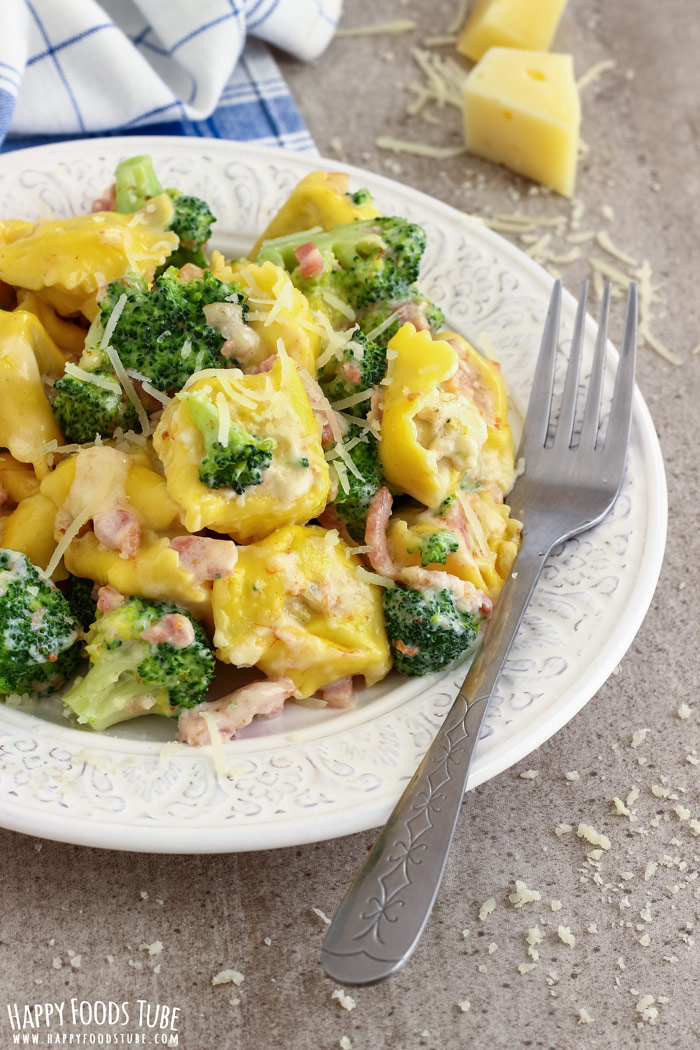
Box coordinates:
[321,536,549,985]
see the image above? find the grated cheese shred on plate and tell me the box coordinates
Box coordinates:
[201,712,227,778]
[99,292,127,349]
[215,392,230,446]
[508,881,541,908]
[355,566,395,589]
[376,136,466,159]
[335,19,416,37]
[46,506,93,580]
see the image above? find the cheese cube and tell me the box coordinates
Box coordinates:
[462,49,580,197]
[458,0,568,62]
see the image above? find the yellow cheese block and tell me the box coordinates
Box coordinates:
[462,49,580,197]
[458,0,568,62]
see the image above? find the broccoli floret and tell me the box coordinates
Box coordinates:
[383,585,482,677]
[86,268,247,393]
[61,596,214,732]
[320,330,386,416]
[0,549,80,696]
[438,493,457,517]
[51,370,139,442]
[330,425,383,542]
[415,530,459,567]
[165,194,216,270]
[349,188,373,206]
[257,216,426,313]
[182,390,274,493]
[113,154,216,269]
[359,287,445,348]
[64,575,98,635]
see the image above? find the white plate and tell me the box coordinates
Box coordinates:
[0,137,666,853]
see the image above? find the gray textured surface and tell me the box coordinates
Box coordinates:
[2,1,699,1047]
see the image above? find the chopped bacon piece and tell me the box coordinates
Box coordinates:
[177,677,296,745]
[394,301,430,330]
[141,613,195,649]
[321,677,355,709]
[170,535,237,582]
[342,361,363,384]
[91,184,116,213]
[294,241,324,278]
[364,487,401,581]
[394,640,419,657]
[245,354,276,374]
[93,507,141,558]
[96,585,126,613]
[178,263,205,283]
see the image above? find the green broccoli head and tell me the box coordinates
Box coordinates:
[61,595,214,732]
[64,575,98,635]
[383,585,482,677]
[181,389,275,493]
[349,188,373,206]
[51,370,139,443]
[113,154,216,269]
[165,193,216,270]
[320,330,386,417]
[330,425,383,542]
[257,216,426,314]
[359,286,445,348]
[86,268,248,393]
[414,530,460,567]
[0,549,80,697]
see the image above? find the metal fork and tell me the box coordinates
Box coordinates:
[322,279,638,985]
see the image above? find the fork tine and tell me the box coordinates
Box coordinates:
[522,279,561,449]
[552,281,587,449]
[579,281,611,449]
[601,283,637,469]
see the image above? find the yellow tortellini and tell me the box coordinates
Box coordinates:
[153,356,329,541]
[380,323,488,509]
[439,331,516,497]
[0,194,177,319]
[250,170,379,257]
[0,493,66,579]
[386,492,522,603]
[227,260,321,376]
[0,310,66,477]
[212,525,392,697]
[15,289,86,357]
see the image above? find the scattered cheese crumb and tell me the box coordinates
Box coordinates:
[551,900,563,912]
[630,728,648,749]
[558,926,576,947]
[340,1038,352,1050]
[139,941,163,956]
[617,956,626,970]
[518,963,537,974]
[635,994,658,1024]
[212,970,245,987]
[689,820,700,837]
[456,999,471,1012]
[332,989,356,1012]
[677,703,692,720]
[519,769,539,780]
[612,797,631,817]
[587,923,598,934]
[311,907,332,925]
[479,897,497,920]
[639,934,651,947]
[51,957,62,969]
[577,824,611,850]
[640,905,653,923]
[526,927,544,946]
[555,823,573,836]
[488,942,498,954]
[565,771,580,781]
[509,881,541,908]
[674,805,691,822]
[644,861,658,881]
[263,937,272,946]
[577,1008,594,1024]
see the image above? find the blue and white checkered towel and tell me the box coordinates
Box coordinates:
[0,0,341,154]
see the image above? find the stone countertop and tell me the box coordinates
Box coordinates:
[2,2,700,1048]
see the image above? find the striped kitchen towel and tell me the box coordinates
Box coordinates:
[0,0,341,153]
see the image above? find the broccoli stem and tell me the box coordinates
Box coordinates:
[114,155,164,213]
[62,643,172,732]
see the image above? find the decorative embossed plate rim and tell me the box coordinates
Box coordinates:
[0,138,666,853]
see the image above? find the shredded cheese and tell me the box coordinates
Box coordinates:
[63,363,121,393]
[46,506,93,580]
[202,712,227,778]
[355,566,395,589]
[335,19,416,37]
[99,292,127,349]
[376,136,466,159]
[104,343,150,434]
[329,388,374,411]
[320,287,355,321]
[576,59,616,92]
